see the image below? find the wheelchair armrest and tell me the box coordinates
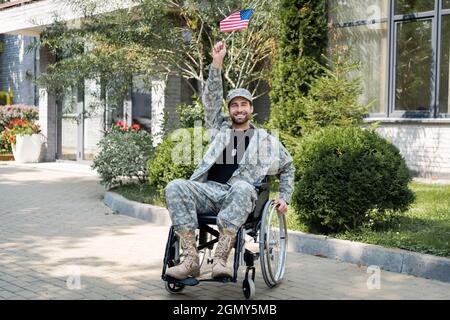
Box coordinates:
[253,182,269,192]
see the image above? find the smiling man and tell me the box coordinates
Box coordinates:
[164,41,295,280]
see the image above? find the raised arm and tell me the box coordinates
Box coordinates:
[203,41,226,131]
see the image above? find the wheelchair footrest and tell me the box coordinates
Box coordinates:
[209,276,233,283]
[164,275,200,286]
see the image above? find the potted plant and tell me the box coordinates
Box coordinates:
[3,119,44,163]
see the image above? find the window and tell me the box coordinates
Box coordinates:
[440,14,450,114]
[329,0,389,115]
[394,19,433,113]
[329,0,450,118]
[395,0,435,15]
[329,0,389,22]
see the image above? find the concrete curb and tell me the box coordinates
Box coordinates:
[104,191,172,226]
[104,191,450,284]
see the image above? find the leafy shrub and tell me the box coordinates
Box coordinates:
[0,89,13,105]
[0,105,39,152]
[148,127,210,197]
[176,95,204,128]
[292,126,415,234]
[92,121,154,189]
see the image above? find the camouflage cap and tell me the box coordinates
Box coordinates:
[226,88,253,106]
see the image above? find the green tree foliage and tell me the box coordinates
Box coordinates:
[268,0,327,137]
[31,0,278,112]
[176,95,205,128]
[292,126,415,234]
[299,46,371,134]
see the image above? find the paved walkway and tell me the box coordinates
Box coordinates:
[1,162,450,300]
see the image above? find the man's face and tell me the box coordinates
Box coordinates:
[228,97,253,125]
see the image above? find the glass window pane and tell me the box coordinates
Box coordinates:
[440,15,450,114]
[395,0,435,15]
[84,116,101,161]
[328,0,388,23]
[395,19,433,112]
[444,0,450,9]
[331,22,389,114]
[60,87,78,161]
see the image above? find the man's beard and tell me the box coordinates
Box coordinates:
[230,112,252,125]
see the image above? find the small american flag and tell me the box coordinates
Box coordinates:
[219,9,254,33]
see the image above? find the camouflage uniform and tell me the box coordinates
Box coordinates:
[165,64,295,233]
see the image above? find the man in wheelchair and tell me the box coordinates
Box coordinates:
[164,41,295,281]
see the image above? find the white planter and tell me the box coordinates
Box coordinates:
[12,134,44,163]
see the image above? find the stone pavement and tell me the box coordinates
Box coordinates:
[1,162,450,300]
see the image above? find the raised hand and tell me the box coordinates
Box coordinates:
[212,41,226,69]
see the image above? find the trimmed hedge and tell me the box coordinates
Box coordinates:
[292,127,415,234]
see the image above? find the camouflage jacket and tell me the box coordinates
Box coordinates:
[189,65,296,203]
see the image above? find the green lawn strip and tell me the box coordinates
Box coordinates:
[284,182,450,258]
[113,182,450,258]
[111,183,166,207]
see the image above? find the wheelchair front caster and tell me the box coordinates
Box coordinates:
[242,267,256,299]
[165,281,185,294]
[242,278,255,299]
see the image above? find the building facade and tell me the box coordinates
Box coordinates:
[1,0,449,178]
[0,0,271,163]
[329,0,450,178]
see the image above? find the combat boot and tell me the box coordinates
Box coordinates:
[211,229,237,278]
[165,230,200,280]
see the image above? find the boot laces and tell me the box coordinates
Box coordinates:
[215,235,234,262]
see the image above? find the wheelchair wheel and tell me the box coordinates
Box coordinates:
[242,278,255,300]
[165,280,185,294]
[259,200,288,288]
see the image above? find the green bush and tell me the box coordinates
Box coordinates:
[92,122,154,189]
[176,95,204,128]
[292,127,415,234]
[148,127,209,198]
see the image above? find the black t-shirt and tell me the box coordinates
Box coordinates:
[207,127,255,184]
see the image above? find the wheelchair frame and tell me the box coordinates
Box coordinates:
[161,179,288,299]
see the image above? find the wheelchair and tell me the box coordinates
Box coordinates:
[161,178,288,299]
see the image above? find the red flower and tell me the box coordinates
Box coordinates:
[117,121,123,127]
[132,124,140,130]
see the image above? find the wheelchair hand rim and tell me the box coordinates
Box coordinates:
[259,200,287,287]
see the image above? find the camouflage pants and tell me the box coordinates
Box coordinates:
[164,179,258,233]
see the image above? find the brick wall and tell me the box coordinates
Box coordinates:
[0,34,37,106]
[376,123,450,179]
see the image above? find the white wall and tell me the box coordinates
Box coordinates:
[375,122,450,179]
